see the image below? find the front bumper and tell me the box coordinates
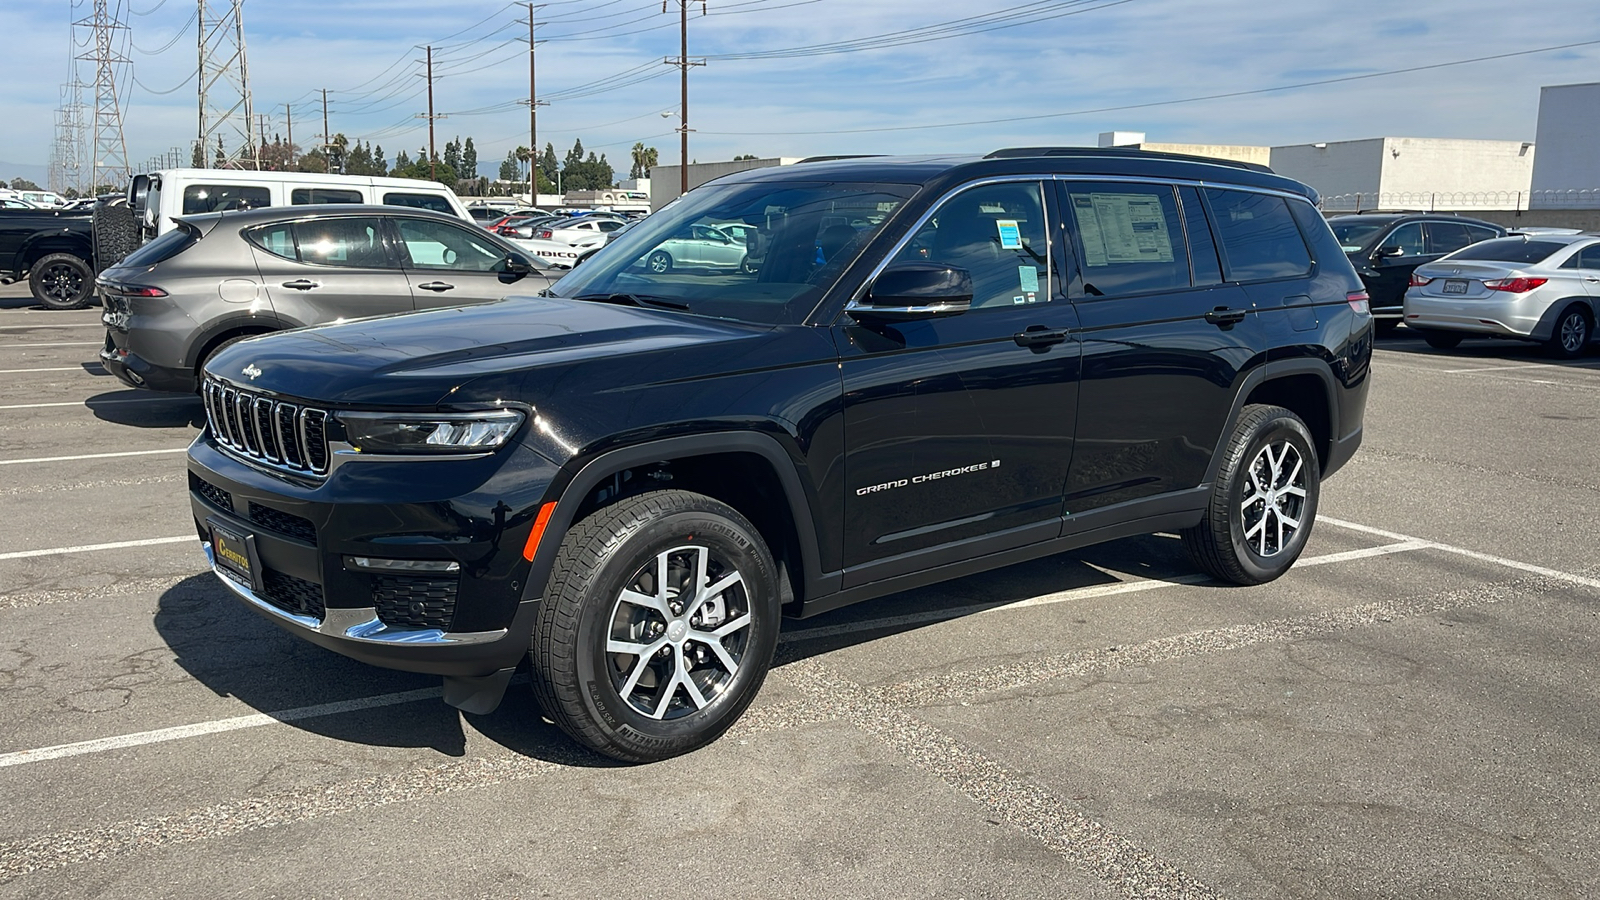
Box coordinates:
[187,433,558,678]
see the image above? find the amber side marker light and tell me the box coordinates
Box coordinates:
[522,502,557,561]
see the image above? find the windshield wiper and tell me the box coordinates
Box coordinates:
[571,292,690,311]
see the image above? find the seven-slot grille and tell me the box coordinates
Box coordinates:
[203,378,331,475]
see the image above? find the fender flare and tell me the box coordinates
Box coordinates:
[1203,359,1341,485]
[16,232,93,275]
[522,430,834,608]
[185,312,295,368]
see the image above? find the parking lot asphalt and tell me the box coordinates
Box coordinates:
[2,279,1598,899]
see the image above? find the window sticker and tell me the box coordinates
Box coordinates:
[1018,266,1040,294]
[1013,295,1026,305]
[996,219,1023,250]
[1072,193,1175,267]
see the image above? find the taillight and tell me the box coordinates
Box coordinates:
[121,285,168,298]
[1347,290,1370,315]
[1409,274,1432,287]
[1482,277,1548,293]
[538,230,553,239]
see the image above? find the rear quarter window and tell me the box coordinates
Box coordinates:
[383,192,454,215]
[1205,189,1312,282]
[245,223,297,261]
[182,184,271,214]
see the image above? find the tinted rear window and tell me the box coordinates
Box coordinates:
[291,188,363,205]
[1206,189,1312,281]
[182,184,270,214]
[120,225,196,267]
[1447,239,1566,264]
[383,192,453,214]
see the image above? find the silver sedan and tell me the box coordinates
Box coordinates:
[1403,234,1600,358]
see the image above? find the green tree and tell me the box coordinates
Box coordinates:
[373,144,387,176]
[297,149,329,173]
[539,143,558,184]
[462,137,478,180]
[394,149,413,172]
[629,143,658,180]
[443,137,461,176]
[498,149,519,183]
[733,154,760,161]
[9,177,43,191]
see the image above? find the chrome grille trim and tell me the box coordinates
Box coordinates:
[203,378,330,476]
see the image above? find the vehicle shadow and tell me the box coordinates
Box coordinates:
[86,388,206,428]
[1380,327,1600,367]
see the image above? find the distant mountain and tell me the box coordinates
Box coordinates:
[1,161,51,188]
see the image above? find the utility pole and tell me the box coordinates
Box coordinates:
[256,113,269,166]
[518,4,549,199]
[415,46,447,181]
[663,1,706,195]
[76,0,131,189]
[285,103,294,167]
[321,88,331,168]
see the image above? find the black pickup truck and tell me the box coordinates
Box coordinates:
[0,207,97,309]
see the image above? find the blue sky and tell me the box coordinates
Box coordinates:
[4,0,1599,182]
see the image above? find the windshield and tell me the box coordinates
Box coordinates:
[1447,238,1566,264]
[1329,220,1388,254]
[549,180,915,325]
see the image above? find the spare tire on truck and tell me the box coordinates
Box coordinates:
[93,201,140,271]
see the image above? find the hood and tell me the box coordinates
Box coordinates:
[203,295,772,407]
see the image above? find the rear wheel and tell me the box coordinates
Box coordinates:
[1182,404,1320,585]
[1546,305,1591,359]
[29,252,93,310]
[530,489,781,762]
[1421,330,1464,350]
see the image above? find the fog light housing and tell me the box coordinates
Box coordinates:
[345,556,461,574]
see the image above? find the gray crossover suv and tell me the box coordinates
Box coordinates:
[99,204,554,392]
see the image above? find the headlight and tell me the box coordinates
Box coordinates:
[337,409,524,454]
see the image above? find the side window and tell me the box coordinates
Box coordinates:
[291,217,390,269]
[1424,222,1473,255]
[394,218,507,271]
[889,181,1050,309]
[1463,225,1499,246]
[1179,186,1223,286]
[1205,189,1313,281]
[382,192,454,215]
[598,220,624,232]
[1065,182,1189,296]
[246,223,297,261]
[1380,222,1425,257]
[182,184,271,214]
[1580,245,1600,269]
[291,188,363,205]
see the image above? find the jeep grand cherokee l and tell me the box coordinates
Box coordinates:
[187,148,1372,762]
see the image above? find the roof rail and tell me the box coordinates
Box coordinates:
[794,154,886,165]
[985,146,1273,174]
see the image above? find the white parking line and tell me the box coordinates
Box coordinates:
[0,689,444,769]
[0,366,103,374]
[0,396,193,410]
[1440,361,1600,374]
[0,342,101,349]
[0,535,193,561]
[0,448,189,466]
[0,324,103,331]
[1320,516,1600,592]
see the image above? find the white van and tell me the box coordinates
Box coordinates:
[127,168,473,239]
[19,190,67,208]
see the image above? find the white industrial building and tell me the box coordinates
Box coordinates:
[1097,132,1270,167]
[650,157,803,211]
[1269,137,1536,212]
[1529,82,1600,208]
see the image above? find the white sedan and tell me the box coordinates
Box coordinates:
[644,224,751,273]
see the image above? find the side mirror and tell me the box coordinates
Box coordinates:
[502,254,533,275]
[1375,245,1405,260]
[848,263,973,322]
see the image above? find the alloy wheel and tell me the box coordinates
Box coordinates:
[605,544,752,720]
[43,263,83,303]
[1561,312,1588,354]
[1240,440,1307,557]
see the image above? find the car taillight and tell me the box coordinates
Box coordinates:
[122,285,168,297]
[1409,274,1432,287]
[1482,277,1548,293]
[538,230,552,239]
[1347,291,1370,315]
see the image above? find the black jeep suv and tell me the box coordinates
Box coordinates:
[187,148,1372,761]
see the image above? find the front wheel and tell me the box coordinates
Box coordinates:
[646,250,673,274]
[530,490,781,762]
[29,253,94,310]
[1546,305,1591,359]
[1181,404,1320,585]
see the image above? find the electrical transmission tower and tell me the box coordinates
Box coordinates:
[49,81,85,194]
[75,0,131,191]
[197,0,257,169]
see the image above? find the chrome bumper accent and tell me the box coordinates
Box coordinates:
[203,541,507,647]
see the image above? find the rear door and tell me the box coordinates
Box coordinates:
[389,215,550,309]
[247,215,414,324]
[1059,180,1261,513]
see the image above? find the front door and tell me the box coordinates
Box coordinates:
[389,216,550,309]
[836,180,1080,584]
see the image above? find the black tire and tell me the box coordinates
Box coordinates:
[530,489,781,762]
[193,332,266,390]
[1545,305,1592,360]
[92,201,139,271]
[1421,330,1464,350]
[28,252,94,310]
[646,250,673,274]
[739,256,757,275]
[1373,318,1400,336]
[1181,404,1320,586]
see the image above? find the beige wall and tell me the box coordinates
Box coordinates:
[650,158,803,211]
[1136,142,1271,167]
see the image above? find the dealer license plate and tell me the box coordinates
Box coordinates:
[210,523,254,584]
[1443,279,1469,294]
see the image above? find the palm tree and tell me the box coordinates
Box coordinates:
[630,143,659,180]
[515,146,532,194]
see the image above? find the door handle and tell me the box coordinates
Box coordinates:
[417,281,455,292]
[281,279,319,291]
[1013,325,1071,348]
[1204,306,1248,327]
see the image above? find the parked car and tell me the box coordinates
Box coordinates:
[1,198,38,209]
[20,190,68,208]
[531,215,628,245]
[98,204,554,392]
[643,222,752,273]
[185,146,1371,762]
[0,205,97,308]
[493,215,563,239]
[1403,233,1600,357]
[1329,213,1504,333]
